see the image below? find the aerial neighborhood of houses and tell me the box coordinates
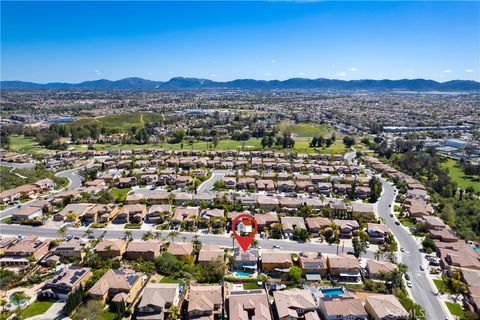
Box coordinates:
[0,142,479,320]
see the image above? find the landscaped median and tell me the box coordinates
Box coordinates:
[445,301,465,319]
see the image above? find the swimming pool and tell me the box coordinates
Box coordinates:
[233,271,253,278]
[320,287,345,297]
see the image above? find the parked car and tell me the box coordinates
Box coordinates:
[272,245,283,250]
[407,280,412,288]
[420,265,425,271]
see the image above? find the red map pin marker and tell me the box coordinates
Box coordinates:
[232,213,258,252]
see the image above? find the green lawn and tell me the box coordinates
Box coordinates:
[278,123,335,138]
[441,159,480,192]
[159,277,185,286]
[109,188,131,203]
[242,282,263,290]
[433,279,452,294]
[445,301,465,318]
[8,135,46,154]
[20,301,54,318]
[69,113,162,132]
[93,310,116,320]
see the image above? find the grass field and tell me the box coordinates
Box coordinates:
[8,135,46,154]
[242,282,263,290]
[109,188,131,203]
[20,301,54,318]
[441,159,480,192]
[445,302,465,318]
[93,310,116,320]
[69,112,164,132]
[0,166,68,191]
[278,123,335,138]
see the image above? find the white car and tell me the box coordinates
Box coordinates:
[407,281,413,288]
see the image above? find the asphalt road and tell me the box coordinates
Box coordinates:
[0,224,365,256]
[377,179,450,320]
[55,167,83,190]
[0,161,37,169]
[197,170,228,194]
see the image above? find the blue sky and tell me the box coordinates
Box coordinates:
[1,1,479,82]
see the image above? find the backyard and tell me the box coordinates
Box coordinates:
[20,301,54,318]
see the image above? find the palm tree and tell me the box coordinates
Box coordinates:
[57,226,67,238]
[142,231,154,241]
[251,239,259,248]
[166,231,179,243]
[124,230,133,242]
[374,249,383,261]
[154,232,162,240]
[169,305,180,320]
[84,228,93,238]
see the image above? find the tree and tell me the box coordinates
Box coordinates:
[84,228,93,239]
[286,266,303,283]
[421,237,436,254]
[57,226,67,238]
[374,248,383,261]
[74,300,103,320]
[124,230,133,242]
[166,231,180,242]
[142,231,154,241]
[352,236,367,258]
[343,136,356,148]
[292,227,309,242]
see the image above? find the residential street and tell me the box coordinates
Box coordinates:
[197,170,227,193]
[346,151,451,320]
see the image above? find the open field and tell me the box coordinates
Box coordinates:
[278,123,335,138]
[68,112,164,132]
[441,159,480,192]
[8,135,46,154]
[0,166,68,191]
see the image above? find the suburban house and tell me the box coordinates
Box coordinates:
[136,283,181,320]
[54,203,94,222]
[125,240,162,261]
[171,207,199,227]
[367,223,390,244]
[147,205,173,224]
[187,285,223,319]
[0,235,50,268]
[298,252,328,280]
[365,295,408,320]
[254,212,279,232]
[319,295,367,320]
[366,260,397,280]
[116,204,147,224]
[257,196,279,210]
[11,206,43,223]
[95,239,127,259]
[88,269,144,305]
[199,208,225,228]
[84,204,119,224]
[280,216,306,239]
[197,244,224,264]
[117,177,137,188]
[167,242,195,263]
[39,266,91,300]
[232,247,259,274]
[333,219,360,238]
[261,249,292,274]
[306,217,331,237]
[228,289,272,320]
[327,254,361,282]
[53,239,85,259]
[273,289,319,320]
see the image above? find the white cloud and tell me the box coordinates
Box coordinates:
[338,72,347,77]
[263,72,271,76]
[271,59,276,63]
[168,71,173,75]
[405,69,414,73]
[95,70,102,75]
[210,74,217,78]
[465,69,475,73]
[147,72,153,75]
[442,69,452,73]
[348,67,357,72]
[299,72,305,76]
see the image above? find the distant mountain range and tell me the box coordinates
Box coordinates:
[2,77,479,91]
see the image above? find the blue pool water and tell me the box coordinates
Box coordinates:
[470,245,480,252]
[320,288,345,297]
[233,271,252,278]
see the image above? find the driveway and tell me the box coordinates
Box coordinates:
[197,170,228,194]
